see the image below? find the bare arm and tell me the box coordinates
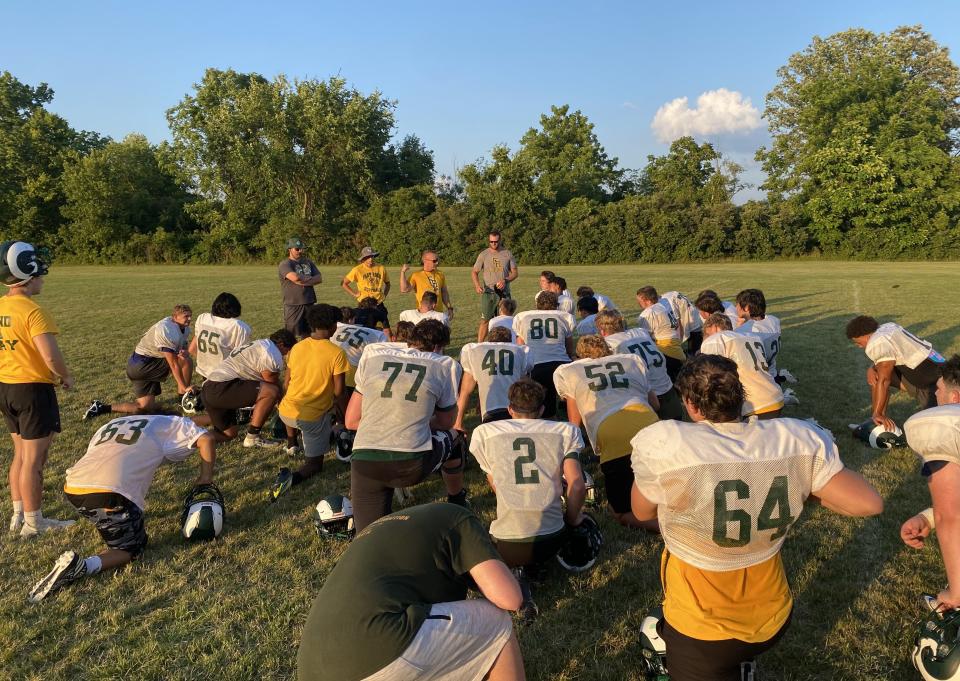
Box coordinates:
[430,406,457,432]
[195,433,217,485]
[562,457,586,526]
[505,261,518,283]
[631,483,658,522]
[260,370,280,385]
[454,372,478,431]
[341,277,359,298]
[471,268,483,294]
[809,468,883,517]
[565,397,583,429]
[345,391,363,430]
[441,285,453,310]
[930,463,960,607]
[399,265,411,293]
[564,335,575,360]
[647,390,660,412]
[188,335,198,358]
[871,360,896,429]
[469,559,522,611]
[332,373,348,421]
[33,332,72,389]
[162,351,190,393]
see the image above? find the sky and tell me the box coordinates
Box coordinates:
[2,1,959,201]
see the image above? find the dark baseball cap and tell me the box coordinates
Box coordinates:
[286,237,305,250]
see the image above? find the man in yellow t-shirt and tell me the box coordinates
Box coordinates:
[342,246,390,303]
[399,250,454,319]
[630,355,883,681]
[271,304,349,500]
[0,241,75,538]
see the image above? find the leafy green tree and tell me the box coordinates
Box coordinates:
[757,26,960,254]
[0,71,105,245]
[376,134,435,193]
[60,134,196,261]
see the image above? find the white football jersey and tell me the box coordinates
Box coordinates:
[205,339,283,382]
[513,310,576,365]
[65,415,207,510]
[701,330,784,415]
[738,315,782,372]
[470,419,583,540]
[723,301,740,328]
[865,322,940,370]
[459,342,534,417]
[331,323,388,368]
[398,309,449,326]
[638,301,681,344]
[134,317,189,358]
[662,291,702,336]
[554,354,655,451]
[576,315,598,336]
[905,404,960,466]
[488,315,517,341]
[558,292,575,314]
[604,328,673,395]
[632,418,843,571]
[193,313,252,379]
[353,345,461,454]
[594,293,615,312]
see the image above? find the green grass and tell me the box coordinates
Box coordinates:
[1,262,953,681]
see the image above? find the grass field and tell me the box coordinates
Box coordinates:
[1,262,954,681]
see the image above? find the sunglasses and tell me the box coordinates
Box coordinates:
[489,240,500,244]
[426,258,439,263]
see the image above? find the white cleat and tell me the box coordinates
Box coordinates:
[28,550,86,602]
[782,388,800,406]
[777,368,799,384]
[20,517,76,539]
[243,434,283,449]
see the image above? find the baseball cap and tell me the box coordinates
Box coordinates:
[286,237,305,250]
[358,246,380,262]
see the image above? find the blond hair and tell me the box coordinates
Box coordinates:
[595,310,625,335]
[576,335,612,360]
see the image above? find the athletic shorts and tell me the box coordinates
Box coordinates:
[659,611,791,681]
[656,388,684,421]
[493,527,568,568]
[64,491,148,558]
[126,354,170,398]
[595,406,658,462]
[0,382,60,439]
[600,456,634,515]
[283,303,314,339]
[202,378,260,432]
[481,408,510,424]
[351,430,462,532]
[479,291,503,321]
[279,411,332,459]
[531,361,567,419]
[361,599,513,681]
[895,359,940,409]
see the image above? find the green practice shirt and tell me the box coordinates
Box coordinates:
[297,504,502,681]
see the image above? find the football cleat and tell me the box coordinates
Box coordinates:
[28,550,86,603]
[314,494,355,540]
[181,483,225,541]
[512,567,539,624]
[270,467,294,503]
[243,433,283,449]
[20,517,75,538]
[557,513,603,573]
[849,419,907,449]
[782,387,800,406]
[83,400,109,420]
[639,606,669,679]
[776,368,799,384]
[912,597,960,681]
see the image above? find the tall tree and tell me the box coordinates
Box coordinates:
[756,26,960,253]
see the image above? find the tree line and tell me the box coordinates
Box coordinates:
[1,25,958,264]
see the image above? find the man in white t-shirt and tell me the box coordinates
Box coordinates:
[488,298,518,341]
[455,326,534,428]
[200,329,295,447]
[398,291,449,326]
[513,291,576,418]
[636,286,685,381]
[555,335,659,530]
[346,320,467,531]
[28,413,217,602]
[900,355,960,609]
[595,310,684,421]
[190,292,252,379]
[846,315,945,431]
[85,305,194,419]
[630,354,883,681]
[471,378,586,619]
[701,313,784,418]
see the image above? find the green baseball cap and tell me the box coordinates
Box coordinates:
[286,237,305,250]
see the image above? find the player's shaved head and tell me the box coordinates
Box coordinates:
[845,315,879,340]
[536,291,559,311]
[576,335,611,360]
[508,378,545,416]
[676,354,744,422]
[486,326,512,343]
[595,310,626,335]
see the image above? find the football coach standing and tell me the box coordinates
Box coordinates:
[279,236,322,339]
[471,230,518,342]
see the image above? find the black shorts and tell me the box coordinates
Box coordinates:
[895,359,940,409]
[0,382,61,439]
[656,388,685,421]
[531,360,567,419]
[600,456,634,514]
[126,354,170,398]
[685,330,704,356]
[283,304,313,338]
[659,611,791,681]
[65,491,148,558]
[482,408,510,423]
[493,527,568,568]
[202,378,260,432]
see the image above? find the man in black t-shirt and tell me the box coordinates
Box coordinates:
[353,296,392,340]
[297,504,525,681]
[279,236,322,339]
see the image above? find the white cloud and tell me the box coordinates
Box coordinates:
[651,88,761,143]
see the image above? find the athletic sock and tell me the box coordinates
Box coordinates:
[24,510,42,529]
[12,500,23,515]
[84,556,102,575]
[247,426,262,436]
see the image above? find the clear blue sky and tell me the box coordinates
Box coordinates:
[2,1,958,197]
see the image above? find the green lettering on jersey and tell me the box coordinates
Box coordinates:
[513,437,539,485]
[480,349,515,376]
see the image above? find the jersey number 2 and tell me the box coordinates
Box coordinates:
[513,437,539,485]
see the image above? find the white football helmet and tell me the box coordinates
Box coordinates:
[314,494,355,540]
[913,598,960,681]
[181,484,225,541]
